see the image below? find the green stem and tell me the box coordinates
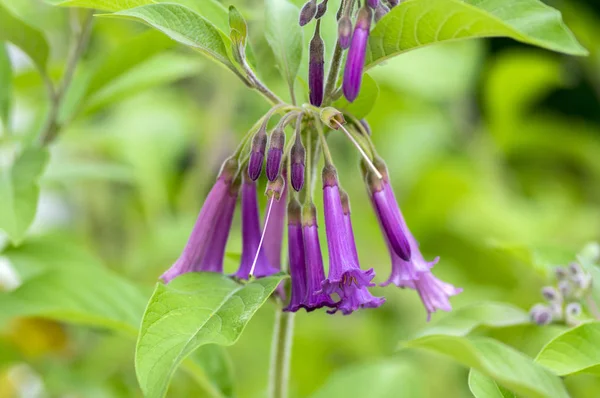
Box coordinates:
[239,55,284,105]
[39,10,94,146]
[269,308,295,398]
[314,116,333,166]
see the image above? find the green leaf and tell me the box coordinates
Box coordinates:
[0,42,12,128]
[415,302,530,338]
[333,74,379,119]
[228,6,247,47]
[189,345,235,398]
[0,147,49,244]
[535,322,600,376]
[264,0,303,100]
[0,265,147,336]
[84,30,175,101]
[135,273,287,398]
[469,369,517,398]
[310,360,423,398]
[366,0,588,71]
[0,2,49,73]
[403,335,568,398]
[105,4,236,72]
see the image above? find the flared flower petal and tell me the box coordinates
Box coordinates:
[414,272,463,321]
[328,285,385,315]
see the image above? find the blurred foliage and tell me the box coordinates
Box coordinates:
[1,0,600,397]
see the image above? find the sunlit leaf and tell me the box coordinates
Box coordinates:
[264,0,303,101]
[135,273,287,398]
[366,0,587,71]
[535,322,600,376]
[0,147,49,244]
[415,302,530,338]
[403,335,568,398]
[0,2,49,73]
[188,345,235,398]
[469,369,517,398]
[104,4,236,73]
[333,74,379,119]
[0,43,11,128]
[310,360,423,398]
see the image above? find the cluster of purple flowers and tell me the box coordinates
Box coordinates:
[161,0,461,319]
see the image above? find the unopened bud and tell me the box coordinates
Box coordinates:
[320,107,345,129]
[558,280,572,298]
[266,175,286,200]
[542,286,560,302]
[530,304,552,326]
[337,16,352,49]
[386,0,399,8]
[569,262,582,276]
[322,165,338,187]
[315,0,328,19]
[248,129,267,180]
[267,129,285,181]
[291,140,306,192]
[566,302,582,317]
[309,25,325,107]
[555,266,568,280]
[299,0,317,26]
[367,0,379,8]
[375,2,389,22]
[219,156,238,182]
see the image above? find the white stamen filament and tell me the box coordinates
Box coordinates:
[333,119,382,180]
[249,196,275,277]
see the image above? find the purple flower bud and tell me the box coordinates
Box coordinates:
[555,266,568,280]
[233,174,279,279]
[267,128,285,181]
[367,0,379,8]
[248,128,267,180]
[386,0,400,8]
[315,0,328,19]
[320,166,376,299]
[299,0,317,26]
[302,204,337,311]
[309,26,325,107]
[337,16,352,49]
[566,302,582,316]
[374,3,389,22]
[530,304,553,325]
[343,7,372,102]
[291,139,306,192]
[558,280,571,298]
[285,199,308,312]
[161,158,238,283]
[542,286,560,302]
[569,262,582,276]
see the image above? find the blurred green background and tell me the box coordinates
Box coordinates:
[1,0,600,397]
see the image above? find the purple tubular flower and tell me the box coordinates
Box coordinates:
[375,3,390,22]
[309,25,325,107]
[302,204,337,311]
[266,128,285,181]
[284,199,308,312]
[248,128,267,180]
[367,173,411,261]
[367,0,379,8]
[414,272,463,321]
[233,174,279,279]
[337,16,352,49]
[343,7,372,102]
[321,166,376,298]
[263,176,288,270]
[161,158,238,283]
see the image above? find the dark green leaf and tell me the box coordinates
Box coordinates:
[135,272,287,398]
[403,335,568,398]
[535,322,600,376]
[415,302,530,338]
[469,369,517,398]
[0,147,49,244]
[0,2,49,73]
[104,4,236,72]
[333,74,379,119]
[366,0,587,71]
[264,0,303,100]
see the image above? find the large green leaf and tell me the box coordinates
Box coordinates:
[469,369,517,398]
[403,335,568,398]
[0,2,49,73]
[0,265,146,335]
[333,74,379,119]
[189,345,235,398]
[366,0,587,70]
[0,147,49,244]
[264,0,303,100]
[535,322,600,376]
[104,4,236,73]
[0,43,11,128]
[135,273,287,398]
[415,302,530,338]
[310,360,423,398]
